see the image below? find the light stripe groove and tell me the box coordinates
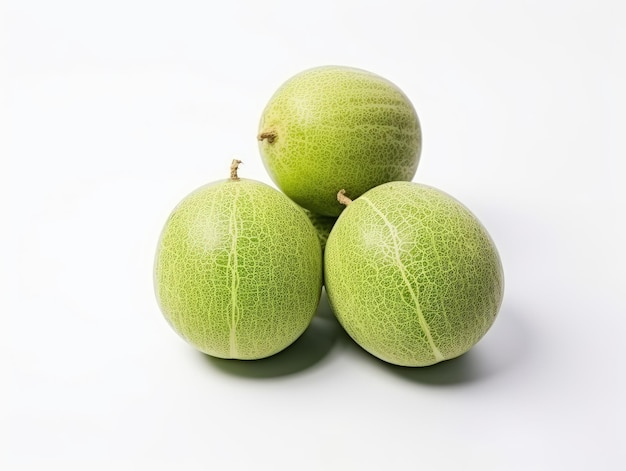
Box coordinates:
[228,186,241,358]
[360,196,444,362]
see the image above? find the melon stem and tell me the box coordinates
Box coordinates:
[257,130,277,144]
[230,159,242,181]
[337,189,353,206]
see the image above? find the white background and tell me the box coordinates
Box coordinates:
[3,1,625,469]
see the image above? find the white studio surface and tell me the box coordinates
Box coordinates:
[2,1,625,469]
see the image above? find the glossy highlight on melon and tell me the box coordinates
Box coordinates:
[324,182,504,367]
[258,65,422,217]
[154,163,323,360]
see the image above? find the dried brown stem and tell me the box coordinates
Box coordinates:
[230,159,242,180]
[257,130,277,144]
[337,189,353,206]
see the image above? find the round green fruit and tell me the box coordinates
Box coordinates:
[154,161,323,360]
[258,65,422,217]
[324,182,504,367]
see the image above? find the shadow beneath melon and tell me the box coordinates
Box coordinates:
[205,289,340,378]
[380,352,482,385]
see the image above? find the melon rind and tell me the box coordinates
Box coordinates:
[302,208,337,252]
[258,65,421,217]
[154,178,323,360]
[324,181,504,367]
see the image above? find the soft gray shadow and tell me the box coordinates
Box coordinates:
[205,290,340,378]
[316,288,335,320]
[336,300,531,386]
[379,349,485,385]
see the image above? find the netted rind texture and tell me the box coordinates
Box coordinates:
[154,179,323,360]
[302,208,337,252]
[324,182,504,367]
[258,65,421,217]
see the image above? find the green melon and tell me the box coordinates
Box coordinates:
[324,182,504,367]
[258,65,422,217]
[154,162,323,360]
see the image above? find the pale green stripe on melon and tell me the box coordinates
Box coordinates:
[228,184,241,358]
[360,195,445,363]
